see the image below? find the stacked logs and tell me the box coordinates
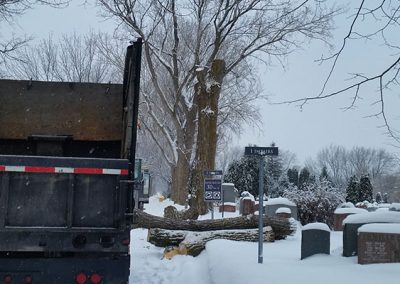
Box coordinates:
[132,210,296,257]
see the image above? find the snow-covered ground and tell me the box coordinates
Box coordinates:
[129,196,400,284]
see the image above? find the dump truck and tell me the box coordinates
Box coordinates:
[0,40,142,283]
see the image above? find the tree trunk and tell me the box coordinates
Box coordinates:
[133,210,296,239]
[170,105,197,205]
[190,59,226,214]
[149,227,274,257]
[171,150,191,204]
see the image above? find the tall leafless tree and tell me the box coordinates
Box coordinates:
[0,0,69,68]
[4,32,121,82]
[314,144,396,188]
[97,0,339,213]
[282,0,400,145]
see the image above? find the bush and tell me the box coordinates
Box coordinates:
[283,179,345,228]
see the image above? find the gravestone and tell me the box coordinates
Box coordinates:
[358,224,400,264]
[264,198,297,220]
[342,211,400,257]
[343,223,364,257]
[222,183,237,203]
[301,223,330,260]
[240,199,255,216]
[219,183,238,213]
[219,204,236,213]
[333,208,367,231]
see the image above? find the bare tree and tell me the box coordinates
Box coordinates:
[315,144,396,188]
[4,32,121,83]
[0,0,69,68]
[282,1,400,145]
[97,0,339,213]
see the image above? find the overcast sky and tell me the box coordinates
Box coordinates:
[7,0,400,164]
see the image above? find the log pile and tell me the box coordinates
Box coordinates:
[132,209,296,258]
[150,226,274,257]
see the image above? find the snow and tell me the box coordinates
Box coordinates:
[358,224,400,234]
[241,191,255,201]
[343,211,400,224]
[334,208,368,214]
[302,222,330,232]
[276,207,291,214]
[265,197,296,206]
[390,203,400,211]
[221,202,236,206]
[130,195,400,284]
[337,202,355,208]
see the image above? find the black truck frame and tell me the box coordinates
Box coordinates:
[0,40,142,284]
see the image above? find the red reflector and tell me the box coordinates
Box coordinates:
[3,275,12,283]
[90,273,102,284]
[24,275,33,284]
[75,272,87,284]
[122,238,130,246]
[74,168,103,175]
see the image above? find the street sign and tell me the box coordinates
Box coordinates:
[204,170,223,177]
[244,147,278,156]
[204,178,222,201]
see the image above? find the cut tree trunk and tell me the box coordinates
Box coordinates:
[133,210,296,239]
[190,59,226,215]
[149,227,274,257]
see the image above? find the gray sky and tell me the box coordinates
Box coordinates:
[7,0,400,164]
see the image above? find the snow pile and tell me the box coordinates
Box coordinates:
[130,195,400,284]
[276,207,291,214]
[265,197,295,206]
[302,222,330,232]
[241,191,255,201]
[337,202,355,208]
[334,208,368,214]
[343,211,400,224]
[390,203,400,211]
[143,195,185,217]
[358,223,400,234]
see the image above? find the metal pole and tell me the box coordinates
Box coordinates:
[211,202,214,220]
[258,156,265,264]
[222,189,225,219]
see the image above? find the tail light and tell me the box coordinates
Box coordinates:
[75,272,87,284]
[23,275,33,284]
[90,273,102,284]
[3,275,12,283]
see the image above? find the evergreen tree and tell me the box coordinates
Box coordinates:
[287,167,299,188]
[299,167,313,189]
[375,192,382,203]
[383,192,389,203]
[359,175,373,202]
[346,175,359,204]
[224,155,267,197]
[320,166,331,183]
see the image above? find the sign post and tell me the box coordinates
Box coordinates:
[204,170,223,220]
[244,146,278,264]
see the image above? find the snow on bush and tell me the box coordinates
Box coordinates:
[283,179,345,227]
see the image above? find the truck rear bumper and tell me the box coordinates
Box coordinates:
[0,255,130,284]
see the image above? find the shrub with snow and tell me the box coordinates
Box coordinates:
[283,179,345,227]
